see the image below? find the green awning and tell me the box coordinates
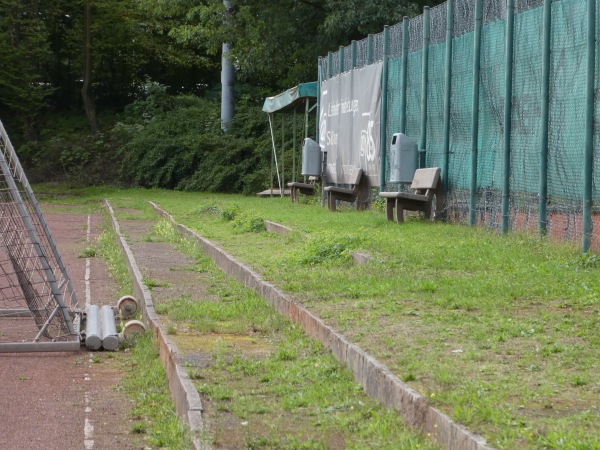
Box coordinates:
[262,82,318,114]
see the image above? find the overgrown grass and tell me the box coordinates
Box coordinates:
[134,214,437,448]
[36,186,600,449]
[101,189,600,450]
[95,214,134,298]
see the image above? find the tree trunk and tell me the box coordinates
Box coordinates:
[81,0,100,133]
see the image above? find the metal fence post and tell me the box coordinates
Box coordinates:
[539,0,552,235]
[400,17,410,134]
[380,26,390,192]
[339,45,345,74]
[501,0,515,234]
[469,0,483,226]
[583,0,596,252]
[442,0,454,202]
[419,7,430,169]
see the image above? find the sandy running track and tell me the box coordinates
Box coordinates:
[0,207,140,450]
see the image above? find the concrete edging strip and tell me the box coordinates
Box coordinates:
[264,220,293,235]
[150,201,494,450]
[105,201,205,450]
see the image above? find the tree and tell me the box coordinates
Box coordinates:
[81,0,100,132]
[162,0,442,90]
[0,0,56,137]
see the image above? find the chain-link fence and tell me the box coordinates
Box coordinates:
[319,0,600,251]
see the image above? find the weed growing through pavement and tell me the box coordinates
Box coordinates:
[78,246,96,258]
[142,276,170,290]
[95,220,133,297]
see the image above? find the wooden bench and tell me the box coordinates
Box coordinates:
[324,168,364,212]
[379,167,442,223]
[287,176,319,202]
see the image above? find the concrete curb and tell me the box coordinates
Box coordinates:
[150,201,494,450]
[264,220,293,235]
[105,201,205,450]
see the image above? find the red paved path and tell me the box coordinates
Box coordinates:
[0,208,139,450]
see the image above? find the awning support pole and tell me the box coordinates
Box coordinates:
[268,114,282,196]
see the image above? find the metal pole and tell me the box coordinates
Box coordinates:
[293,108,297,182]
[380,25,390,192]
[339,45,345,74]
[351,40,357,68]
[327,51,333,78]
[469,0,483,226]
[268,114,281,197]
[583,0,596,252]
[400,17,410,135]
[539,0,552,235]
[317,62,322,143]
[501,0,515,234]
[442,0,454,201]
[281,115,285,197]
[419,6,430,168]
[0,341,81,353]
[367,34,374,65]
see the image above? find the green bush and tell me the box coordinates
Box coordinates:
[117,84,273,194]
[18,83,311,195]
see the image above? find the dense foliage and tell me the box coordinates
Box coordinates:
[0,0,440,193]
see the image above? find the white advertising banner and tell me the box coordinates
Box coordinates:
[319,62,383,185]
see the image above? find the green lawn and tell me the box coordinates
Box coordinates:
[40,186,600,449]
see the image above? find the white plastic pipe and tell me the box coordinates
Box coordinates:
[85,305,101,350]
[100,305,118,351]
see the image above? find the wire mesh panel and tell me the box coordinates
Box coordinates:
[546,0,587,245]
[508,4,544,234]
[448,0,476,223]
[405,17,424,144]
[424,4,448,172]
[389,23,404,58]
[372,31,385,63]
[475,4,506,230]
[0,120,79,348]
[593,0,600,250]
[385,56,403,191]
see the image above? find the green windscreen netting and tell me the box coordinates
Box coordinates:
[319,0,600,250]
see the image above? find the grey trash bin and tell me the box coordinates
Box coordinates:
[388,133,418,183]
[301,138,322,177]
